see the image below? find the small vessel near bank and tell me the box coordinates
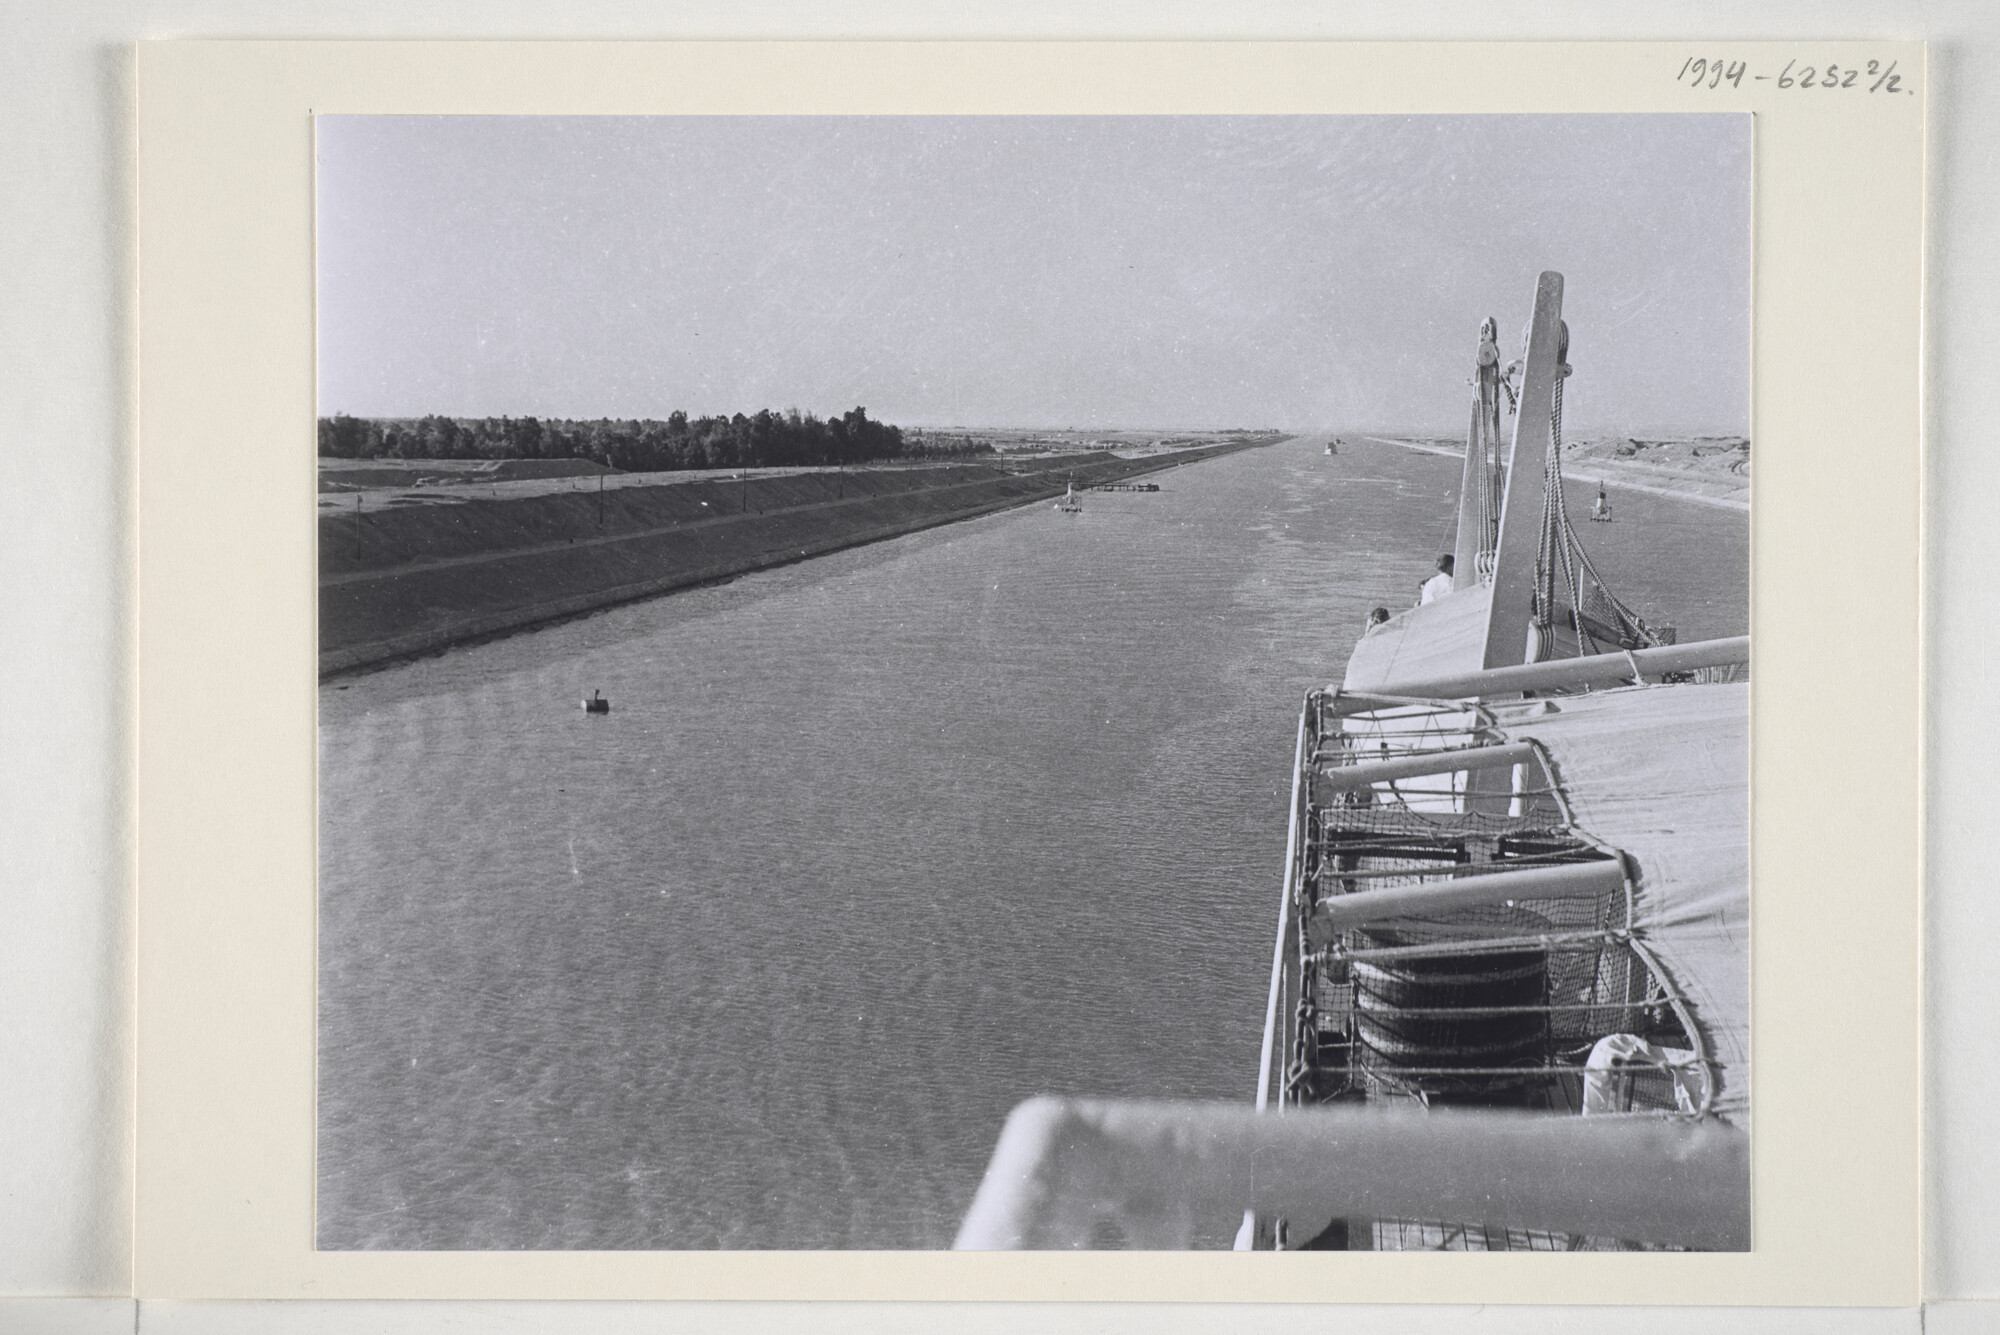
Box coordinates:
[1054,481,1083,514]
[956,272,1750,1252]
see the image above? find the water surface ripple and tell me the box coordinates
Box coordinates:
[317,435,1747,1249]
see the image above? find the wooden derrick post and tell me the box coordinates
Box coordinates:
[1481,272,1565,671]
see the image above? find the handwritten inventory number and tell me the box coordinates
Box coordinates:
[1677,56,1911,93]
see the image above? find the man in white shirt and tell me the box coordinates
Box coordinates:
[1419,554,1455,605]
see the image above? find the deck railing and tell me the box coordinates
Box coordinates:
[954,1097,1748,1251]
[1253,700,1312,1116]
[1359,633,1748,702]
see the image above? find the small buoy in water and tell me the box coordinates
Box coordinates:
[583,690,610,714]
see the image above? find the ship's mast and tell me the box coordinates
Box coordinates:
[1452,317,1505,592]
[1481,271,1565,670]
[1451,373,1485,592]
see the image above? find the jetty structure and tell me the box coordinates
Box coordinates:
[955,272,1751,1252]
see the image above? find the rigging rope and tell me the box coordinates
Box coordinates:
[1524,327,1662,658]
[1471,322,1506,584]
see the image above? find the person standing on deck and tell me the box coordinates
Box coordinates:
[1419,554,1454,605]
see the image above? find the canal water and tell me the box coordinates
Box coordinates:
[317,433,1748,1249]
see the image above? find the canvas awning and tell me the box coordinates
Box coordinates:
[1506,681,1750,1121]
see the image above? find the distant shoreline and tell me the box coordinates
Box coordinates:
[1356,435,1750,513]
[319,439,1285,678]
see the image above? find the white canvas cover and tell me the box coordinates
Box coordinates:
[1508,682,1750,1121]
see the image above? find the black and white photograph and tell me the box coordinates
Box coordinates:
[314,113,1751,1252]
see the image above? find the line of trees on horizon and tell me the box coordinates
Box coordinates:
[317,408,994,471]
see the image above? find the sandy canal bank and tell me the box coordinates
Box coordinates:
[1358,434,1750,512]
[320,441,1279,676]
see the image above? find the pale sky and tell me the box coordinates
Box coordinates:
[316,114,1749,434]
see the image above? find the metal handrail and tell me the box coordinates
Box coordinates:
[1253,698,1311,1115]
[1313,739,1541,788]
[1360,634,1748,702]
[955,1097,1748,1251]
[1311,857,1627,930]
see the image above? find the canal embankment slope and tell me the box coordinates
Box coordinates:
[1358,434,1749,512]
[320,441,1279,675]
